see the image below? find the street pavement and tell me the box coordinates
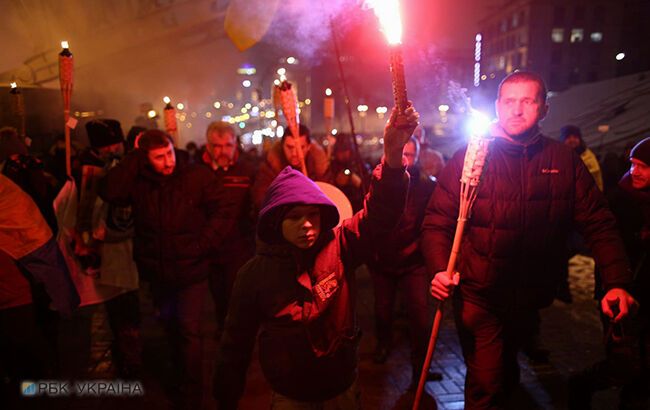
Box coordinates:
[12,255,623,409]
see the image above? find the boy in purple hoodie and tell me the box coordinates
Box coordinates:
[213,106,419,409]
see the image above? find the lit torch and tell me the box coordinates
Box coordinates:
[59,41,74,176]
[163,96,179,147]
[413,111,493,409]
[367,0,408,124]
[275,80,308,176]
[323,88,334,135]
[9,82,26,139]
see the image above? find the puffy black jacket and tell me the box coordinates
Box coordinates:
[423,134,631,309]
[368,165,436,274]
[98,149,235,288]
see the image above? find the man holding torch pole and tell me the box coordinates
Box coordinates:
[423,71,636,409]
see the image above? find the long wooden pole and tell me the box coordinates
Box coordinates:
[413,214,468,409]
[329,18,369,191]
[59,43,74,177]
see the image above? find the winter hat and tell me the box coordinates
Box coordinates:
[559,125,582,142]
[258,166,339,244]
[630,137,650,165]
[86,119,124,149]
[0,127,28,162]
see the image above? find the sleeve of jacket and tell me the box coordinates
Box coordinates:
[97,150,143,207]
[213,260,260,409]
[421,148,465,275]
[338,160,409,265]
[251,161,276,213]
[197,168,237,254]
[572,152,632,291]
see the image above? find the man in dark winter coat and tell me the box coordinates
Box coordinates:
[425,71,635,409]
[367,136,438,387]
[201,121,256,329]
[569,137,650,409]
[252,124,332,212]
[99,129,235,409]
[213,106,418,409]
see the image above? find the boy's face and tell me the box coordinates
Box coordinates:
[282,205,321,249]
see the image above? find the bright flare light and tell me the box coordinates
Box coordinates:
[147,110,157,119]
[163,96,171,104]
[242,80,252,88]
[176,103,184,110]
[616,52,626,61]
[10,82,17,89]
[366,0,403,44]
[61,41,69,49]
[325,88,333,96]
[438,104,450,113]
[466,110,492,138]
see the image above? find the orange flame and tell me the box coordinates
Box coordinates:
[366,0,403,45]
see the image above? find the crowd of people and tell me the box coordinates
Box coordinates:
[1,70,649,410]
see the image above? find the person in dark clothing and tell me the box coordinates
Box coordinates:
[98,129,236,409]
[75,119,143,378]
[213,106,418,409]
[426,71,635,409]
[252,124,332,212]
[367,136,439,386]
[202,121,256,329]
[330,133,368,213]
[569,137,650,410]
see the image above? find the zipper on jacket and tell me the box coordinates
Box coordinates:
[518,146,528,301]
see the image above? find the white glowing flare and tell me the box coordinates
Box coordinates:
[177,103,185,110]
[10,82,17,89]
[163,96,171,104]
[61,41,69,49]
[366,0,403,45]
[325,88,333,96]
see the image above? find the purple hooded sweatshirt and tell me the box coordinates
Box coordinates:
[214,162,409,407]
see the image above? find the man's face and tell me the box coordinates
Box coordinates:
[281,205,321,249]
[147,142,176,176]
[403,141,418,167]
[564,135,582,150]
[496,81,548,139]
[97,142,124,162]
[283,135,310,168]
[630,158,650,190]
[207,131,237,168]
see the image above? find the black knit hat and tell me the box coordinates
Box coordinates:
[631,137,650,165]
[86,119,124,148]
[559,125,582,142]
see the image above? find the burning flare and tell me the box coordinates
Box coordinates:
[366,0,403,45]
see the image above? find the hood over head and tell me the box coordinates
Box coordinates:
[257,166,339,244]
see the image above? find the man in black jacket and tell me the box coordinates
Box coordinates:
[201,121,255,330]
[425,71,635,409]
[99,130,235,410]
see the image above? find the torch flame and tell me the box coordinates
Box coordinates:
[61,41,69,49]
[366,0,403,45]
[163,96,171,104]
[10,82,17,89]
